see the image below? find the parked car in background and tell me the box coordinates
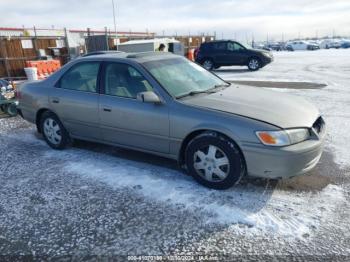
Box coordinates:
[18,52,325,189]
[267,43,283,51]
[341,41,350,49]
[195,40,273,71]
[286,41,320,51]
[330,41,342,49]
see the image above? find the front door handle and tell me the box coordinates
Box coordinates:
[103,108,112,112]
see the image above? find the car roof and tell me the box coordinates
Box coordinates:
[78,51,178,63]
[82,50,124,57]
[203,40,234,44]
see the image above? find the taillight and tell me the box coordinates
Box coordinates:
[194,48,199,59]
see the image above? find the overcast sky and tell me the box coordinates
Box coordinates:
[1,0,350,41]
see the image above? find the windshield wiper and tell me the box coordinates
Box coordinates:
[176,90,214,99]
[214,82,231,88]
[176,83,231,99]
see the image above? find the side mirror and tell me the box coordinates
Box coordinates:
[137,91,162,104]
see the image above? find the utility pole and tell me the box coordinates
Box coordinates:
[112,0,118,48]
[266,33,269,45]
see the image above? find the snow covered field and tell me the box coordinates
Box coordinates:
[0,49,349,259]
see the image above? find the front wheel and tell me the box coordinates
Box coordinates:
[247,58,261,71]
[40,111,70,149]
[185,132,246,190]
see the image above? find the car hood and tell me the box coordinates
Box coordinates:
[250,48,271,54]
[181,86,319,129]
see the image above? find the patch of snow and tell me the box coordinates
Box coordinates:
[35,142,344,239]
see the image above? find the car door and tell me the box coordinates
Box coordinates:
[99,62,170,154]
[49,61,101,140]
[301,42,308,50]
[211,42,228,65]
[295,42,303,50]
[225,42,249,65]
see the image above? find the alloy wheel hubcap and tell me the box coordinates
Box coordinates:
[193,145,230,182]
[203,60,213,70]
[249,59,259,69]
[43,118,62,145]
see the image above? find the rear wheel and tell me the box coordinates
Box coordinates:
[40,111,70,149]
[185,132,246,190]
[247,58,261,71]
[202,59,214,70]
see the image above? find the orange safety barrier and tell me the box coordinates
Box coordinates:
[187,49,195,61]
[25,60,61,79]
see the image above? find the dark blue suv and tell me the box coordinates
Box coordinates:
[195,40,273,71]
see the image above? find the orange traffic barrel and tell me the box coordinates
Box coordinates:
[187,49,195,61]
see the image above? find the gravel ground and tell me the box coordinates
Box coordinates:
[0,50,349,261]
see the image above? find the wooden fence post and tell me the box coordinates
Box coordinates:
[33,26,38,57]
[0,38,11,79]
[64,27,70,61]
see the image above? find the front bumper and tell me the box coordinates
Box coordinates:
[261,55,274,66]
[241,137,324,179]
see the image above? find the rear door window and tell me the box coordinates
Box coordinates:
[213,42,227,51]
[59,62,100,93]
[227,42,245,51]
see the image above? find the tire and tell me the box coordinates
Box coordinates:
[40,111,70,150]
[202,59,214,71]
[247,57,261,71]
[185,132,246,190]
[5,103,18,117]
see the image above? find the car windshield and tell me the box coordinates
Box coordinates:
[240,42,251,49]
[143,57,228,98]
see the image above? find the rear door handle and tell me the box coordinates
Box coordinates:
[103,108,112,112]
[51,97,60,104]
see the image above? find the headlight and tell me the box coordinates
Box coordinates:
[1,86,6,93]
[256,129,310,146]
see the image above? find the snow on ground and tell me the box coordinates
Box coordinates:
[0,49,350,257]
[4,128,345,240]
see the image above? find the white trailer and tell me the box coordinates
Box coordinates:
[117,38,184,55]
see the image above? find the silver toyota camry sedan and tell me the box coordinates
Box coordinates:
[17,52,325,189]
